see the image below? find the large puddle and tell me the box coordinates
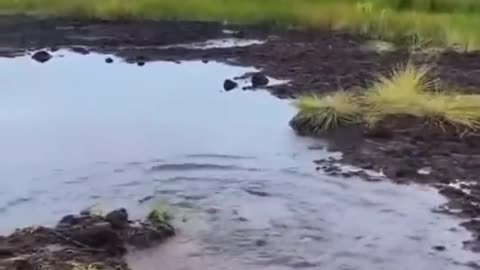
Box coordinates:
[0,51,478,269]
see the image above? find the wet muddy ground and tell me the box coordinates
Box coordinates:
[1,16,480,269]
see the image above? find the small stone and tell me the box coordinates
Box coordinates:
[202,59,209,63]
[433,245,446,251]
[105,208,129,229]
[71,46,90,55]
[223,79,238,91]
[31,50,52,63]
[58,214,79,226]
[137,62,145,66]
[105,57,114,64]
[251,73,269,87]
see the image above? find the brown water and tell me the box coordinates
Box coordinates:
[0,51,478,269]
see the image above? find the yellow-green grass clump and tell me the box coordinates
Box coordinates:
[291,64,480,135]
[362,63,433,122]
[289,91,363,135]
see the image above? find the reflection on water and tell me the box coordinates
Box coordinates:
[0,51,477,269]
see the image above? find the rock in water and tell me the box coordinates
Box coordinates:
[223,79,238,91]
[31,51,52,63]
[58,214,80,227]
[105,208,129,229]
[251,73,269,87]
[71,46,90,55]
[105,57,114,64]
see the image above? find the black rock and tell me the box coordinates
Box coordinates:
[105,57,114,64]
[31,50,52,63]
[58,214,80,226]
[105,208,129,229]
[137,61,145,66]
[223,79,238,91]
[251,73,269,87]
[433,245,446,251]
[202,59,209,63]
[71,46,90,55]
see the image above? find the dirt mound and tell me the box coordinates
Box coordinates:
[0,208,174,270]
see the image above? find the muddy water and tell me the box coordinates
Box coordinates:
[0,51,478,269]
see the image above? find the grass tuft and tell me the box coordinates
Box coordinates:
[289,91,362,135]
[363,62,433,121]
[292,63,480,135]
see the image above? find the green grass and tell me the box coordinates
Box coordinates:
[147,201,173,224]
[2,0,480,50]
[291,63,480,134]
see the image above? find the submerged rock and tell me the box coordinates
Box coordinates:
[105,57,114,64]
[31,50,52,63]
[58,214,80,227]
[223,79,238,91]
[251,72,269,87]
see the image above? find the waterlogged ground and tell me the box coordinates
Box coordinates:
[0,51,478,269]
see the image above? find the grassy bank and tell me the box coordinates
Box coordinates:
[290,64,480,135]
[1,0,480,51]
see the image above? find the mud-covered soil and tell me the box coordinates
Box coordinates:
[1,15,480,252]
[0,208,174,270]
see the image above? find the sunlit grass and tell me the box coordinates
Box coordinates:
[292,64,480,134]
[1,0,480,50]
[363,63,433,120]
[289,92,363,134]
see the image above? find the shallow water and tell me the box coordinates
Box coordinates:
[0,51,478,269]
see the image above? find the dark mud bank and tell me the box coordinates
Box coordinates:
[1,15,480,255]
[0,208,174,270]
